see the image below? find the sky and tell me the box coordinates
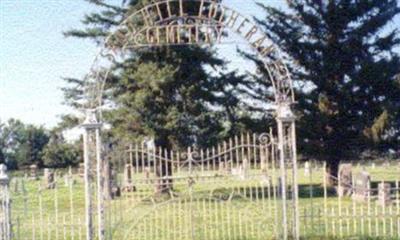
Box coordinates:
[0,0,399,129]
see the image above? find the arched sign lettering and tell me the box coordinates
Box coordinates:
[85,0,294,108]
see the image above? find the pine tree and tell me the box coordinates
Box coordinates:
[255,0,400,182]
[63,0,266,192]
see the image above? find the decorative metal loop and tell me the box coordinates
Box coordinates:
[259,133,273,145]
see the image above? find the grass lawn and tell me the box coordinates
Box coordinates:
[8,163,400,240]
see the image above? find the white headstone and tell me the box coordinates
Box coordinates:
[353,171,370,202]
[122,164,135,192]
[378,183,391,206]
[44,168,56,189]
[338,164,353,197]
[0,164,8,180]
[304,161,310,177]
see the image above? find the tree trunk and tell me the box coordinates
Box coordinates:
[326,155,340,187]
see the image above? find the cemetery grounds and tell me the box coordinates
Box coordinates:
[8,161,400,240]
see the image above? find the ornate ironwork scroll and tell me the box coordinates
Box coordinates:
[84,0,295,111]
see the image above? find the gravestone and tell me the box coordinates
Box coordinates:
[78,163,85,178]
[122,164,136,192]
[29,164,38,180]
[44,168,56,189]
[338,164,353,197]
[111,168,121,198]
[218,162,228,176]
[353,171,370,202]
[241,158,249,179]
[277,177,283,198]
[383,160,390,169]
[64,175,70,187]
[13,179,19,193]
[230,165,246,180]
[260,172,270,187]
[225,161,232,174]
[378,183,391,206]
[144,167,151,183]
[231,167,241,177]
[64,170,76,187]
[304,161,310,177]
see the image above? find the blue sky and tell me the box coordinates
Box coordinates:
[0,0,398,128]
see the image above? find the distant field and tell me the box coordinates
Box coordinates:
[8,162,400,240]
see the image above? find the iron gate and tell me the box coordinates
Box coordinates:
[105,131,295,240]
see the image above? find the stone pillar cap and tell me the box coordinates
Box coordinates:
[81,109,102,129]
[276,103,296,121]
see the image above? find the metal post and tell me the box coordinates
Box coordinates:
[277,119,288,240]
[81,109,103,240]
[0,164,11,240]
[290,120,300,240]
[276,103,298,240]
[95,128,105,240]
[82,128,93,240]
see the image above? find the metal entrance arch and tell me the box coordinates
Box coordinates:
[80,1,299,239]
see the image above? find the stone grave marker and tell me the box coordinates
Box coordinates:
[13,179,19,193]
[260,172,270,187]
[44,168,56,189]
[29,164,39,180]
[218,162,228,176]
[353,170,370,202]
[241,158,249,179]
[64,175,70,187]
[144,167,151,183]
[111,167,121,197]
[304,161,310,177]
[378,182,392,206]
[78,163,85,178]
[338,164,353,197]
[122,164,136,192]
[230,165,246,180]
[383,160,390,169]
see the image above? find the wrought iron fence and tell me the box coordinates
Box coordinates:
[0,138,399,239]
[299,161,400,239]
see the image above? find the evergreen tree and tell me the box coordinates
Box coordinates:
[63,0,262,149]
[63,0,267,192]
[254,0,400,182]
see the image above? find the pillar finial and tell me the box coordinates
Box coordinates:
[276,103,296,122]
[82,109,102,129]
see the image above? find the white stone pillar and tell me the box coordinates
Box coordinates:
[81,109,104,240]
[0,164,11,240]
[276,103,299,240]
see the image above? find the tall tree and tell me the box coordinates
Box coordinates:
[63,0,266,192]
[254,0,400,182]
[0,119,50,168]
[42,130,82,168]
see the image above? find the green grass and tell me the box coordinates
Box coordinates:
[8,164,400,240]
